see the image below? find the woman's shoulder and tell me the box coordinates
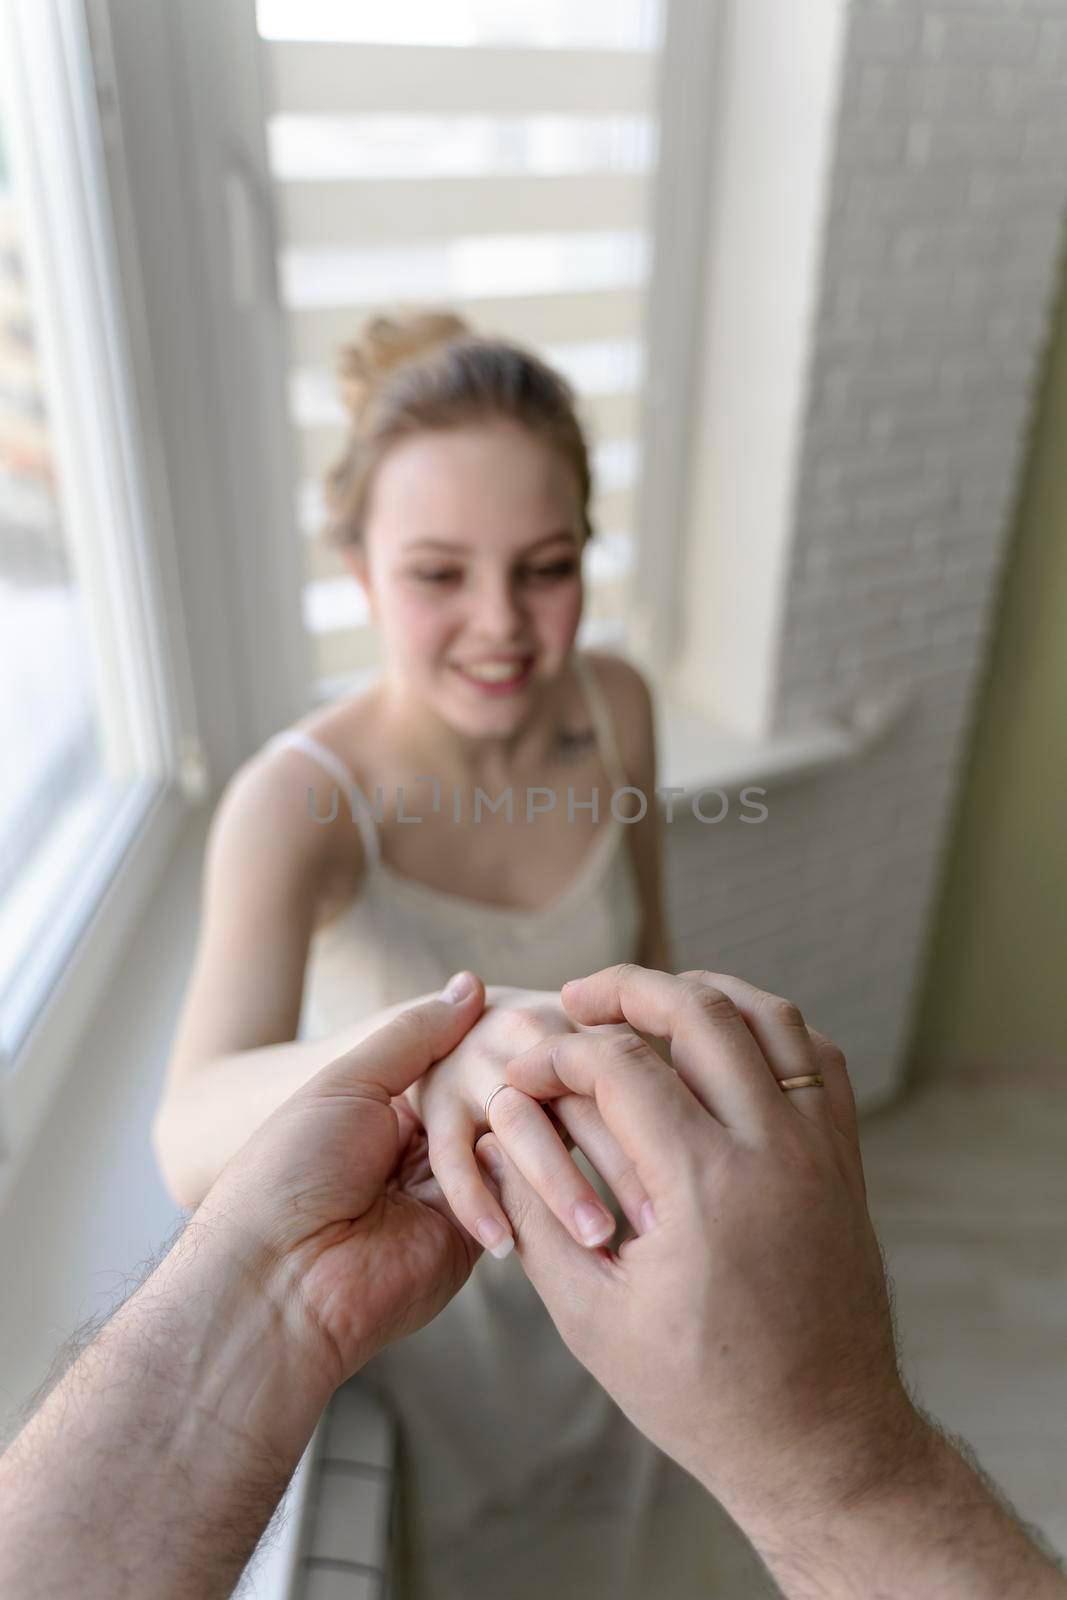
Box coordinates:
[260,680,384,789]
[580,649,656,784]
[241,682,385,883]
[581,648,652,706]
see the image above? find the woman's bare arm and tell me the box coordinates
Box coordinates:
[153,747,413,1207]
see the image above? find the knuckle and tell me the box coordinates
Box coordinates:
[506,1005,556,1039]
[467,1171,499,1211]
[612,961,642,990]
[505,1185,540,1238]
[445,1169,487,1214]
[609,1152,641,1196]
[555,1092,593,1132]
[809,1027,848,1076]
[428,1130,467,1168]
[598,1050,657,1115]
[608,1030,650,1066]
[761,994,807,1034]
[489,1086,530,1134]
[684,981,738,1025]
[677,967,717,986]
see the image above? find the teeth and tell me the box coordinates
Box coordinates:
[461,661,528,682]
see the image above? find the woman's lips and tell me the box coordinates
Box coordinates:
[452,656,536,695]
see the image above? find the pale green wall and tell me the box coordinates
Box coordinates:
[911,250,1067,1075]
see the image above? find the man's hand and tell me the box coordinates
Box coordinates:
[481,964,1067,1600]
[481,964,910,1534]
[0,972,489,1600]
[198,971,490,1391]
[4,966,1065,1600]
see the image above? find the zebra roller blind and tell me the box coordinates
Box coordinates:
[256,0,666,694]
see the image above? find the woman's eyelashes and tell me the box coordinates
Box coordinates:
[525,558,579,585]
[410,559,579,588]
[410,569,464,587]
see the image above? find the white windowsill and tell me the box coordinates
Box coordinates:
[659,682,915,797]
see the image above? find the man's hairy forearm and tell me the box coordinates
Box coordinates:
[744,1414,1067,1600]
[0,1217,333,1600]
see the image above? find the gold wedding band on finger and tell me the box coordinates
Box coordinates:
[780,1073,824,1092]
[483,1082,511,1123]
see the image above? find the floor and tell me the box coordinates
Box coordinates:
[698,1065,1067,1597]
[858,1067,1067,1563]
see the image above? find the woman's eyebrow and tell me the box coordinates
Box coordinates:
[404,530,579,555]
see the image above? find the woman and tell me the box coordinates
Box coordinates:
[153,313,763,1597]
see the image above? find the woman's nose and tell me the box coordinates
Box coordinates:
[471,574,527,639]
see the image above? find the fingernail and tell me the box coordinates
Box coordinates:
[442,970,475,1002]
[476,1218,514,1260]
[574,1200,615,1247]
[561,977,584,995]
[639,1200,656,1234]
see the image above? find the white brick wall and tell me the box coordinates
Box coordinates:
[665,0,1067,1104]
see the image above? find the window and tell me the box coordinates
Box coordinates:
[256,0,667,696]
[0,0,194,1151]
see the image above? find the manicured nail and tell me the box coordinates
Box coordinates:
[574,1200,615,1247]
[442,970,475,1002]
[639,1200,657,1234]
[476,1218,514,1260]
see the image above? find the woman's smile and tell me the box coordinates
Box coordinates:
[451,654,537,694]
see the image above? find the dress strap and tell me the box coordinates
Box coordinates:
[267,729,381,867]
[572,653,630,794]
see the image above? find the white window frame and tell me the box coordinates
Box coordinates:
[629,0,723,679]
[627,0,906,786]
[668,0,851,739]
[0,0,205,1181]
[3,0,313,1191]
[87,0,310,760]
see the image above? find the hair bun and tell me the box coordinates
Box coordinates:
[338,310,471,425]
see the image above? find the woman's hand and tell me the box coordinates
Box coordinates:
[404,987,653,1259]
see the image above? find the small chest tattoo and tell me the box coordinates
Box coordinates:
[555,726,597,762]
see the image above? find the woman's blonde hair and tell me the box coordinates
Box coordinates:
[322,309,594,548]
